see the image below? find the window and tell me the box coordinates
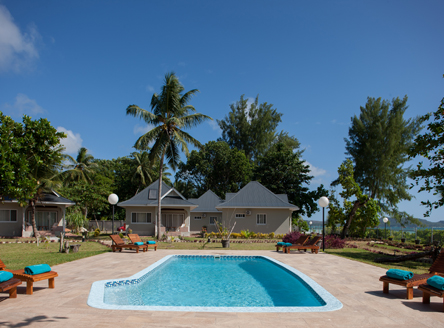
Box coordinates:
[235,213,245,218]
[131,213,151,223]
[194,216,202,220]
[257,214,266,225]
[209,217,217,225]
[0,210,17,222]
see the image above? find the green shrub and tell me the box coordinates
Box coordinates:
[268,232,275,239]
[94,228,100,237]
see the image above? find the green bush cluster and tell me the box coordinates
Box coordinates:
[366,228,444,243]
[93,228,101,237]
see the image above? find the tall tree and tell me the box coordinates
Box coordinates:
[254,143,327,217]
[345,96,422,218]
[131,151,154,195]
[0,113,66,245]
[217,95,282,162]
[328,160,380,238]
[409,97,444,216]
[175,141,253,198]
[126,72,212,239]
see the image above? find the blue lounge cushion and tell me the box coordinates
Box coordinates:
[147,241,156,244]
[277,242,285,246]
[386,269,414,280]
[427,275,444,290]
[134,242,144,246]
[284,242,292,247]
[24,264,51,275]
[0,271,13,282]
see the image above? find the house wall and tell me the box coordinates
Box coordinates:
[0,203,67,237]
[123,206,156,236]
[221,208,292,235]
[190,212,222,233]
[0,203,24,237]
[123,207,191,237]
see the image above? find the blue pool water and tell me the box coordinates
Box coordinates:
[88,255,343,312]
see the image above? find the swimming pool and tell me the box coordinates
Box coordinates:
[88,255,342,312]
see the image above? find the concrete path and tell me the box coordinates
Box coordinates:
[0,249,443,328]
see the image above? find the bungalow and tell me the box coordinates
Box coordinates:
[0,191,75,237]
[118,180,298,236]
[118,180,197,237]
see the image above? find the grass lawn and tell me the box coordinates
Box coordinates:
[1,241,110,270]
[324,248,431,274]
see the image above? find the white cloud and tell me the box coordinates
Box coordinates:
[3,93,45,117]
[0,5,40,72]
[133,124,154,135]
[305,161,327,179]
[57,127,83,155]
[146,85,155,93]
[208,120,221,134]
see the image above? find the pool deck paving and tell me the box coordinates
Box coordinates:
[0,249,443,328]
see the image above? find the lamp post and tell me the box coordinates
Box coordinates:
[383,217,388,239]
[309,221,313,234]
[108,193,119,235]
[318,196,329,252]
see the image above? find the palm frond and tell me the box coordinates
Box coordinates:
[134,126,163,150]
[126,105,159,125]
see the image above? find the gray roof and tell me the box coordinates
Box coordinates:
[1,191,75,206]
[118,179,197,208]
[190,190,223,213]
[216,181,299,210]
[225,193,236,201]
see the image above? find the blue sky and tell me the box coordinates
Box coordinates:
[1,0,443,222]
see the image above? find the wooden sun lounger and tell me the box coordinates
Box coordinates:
[128,234,157,251]
[276,235,309,253]
[0,259,57,295]
[0,277,22,298]
[419,283,444,312]
[379,249,444,299]
[286,236,323,254]
[110,234,147,253]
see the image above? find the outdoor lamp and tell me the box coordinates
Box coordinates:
[383,217,388,239]
[318,196,329,252]
[309,221,313,233]
[108,193,119,235]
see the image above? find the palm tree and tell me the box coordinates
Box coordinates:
[62,147,98,184]
[126,72,212,239]
[131,151,154,194]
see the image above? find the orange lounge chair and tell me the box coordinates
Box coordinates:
[0,259,57,295]
[0,275,22,298]
[128,234,157,251]
[287,236,323,254]
[419,283,444,312]
[379,249,444,299]
[110,234,147,253]
[276,235,309,253]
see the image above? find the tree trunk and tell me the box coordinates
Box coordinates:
[157,152,165,240]
[340,200,365,239]
[30,198,40,246]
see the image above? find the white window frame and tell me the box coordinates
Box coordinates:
[256,213,267,225]
[235,213,245,218]
[209,216,217,225]
[194,216,202,220]
[131,212,152,224]
[0,209,17,222]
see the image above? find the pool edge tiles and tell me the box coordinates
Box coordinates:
[87,255,343,312]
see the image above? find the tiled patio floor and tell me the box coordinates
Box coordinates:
[0,249,443,328]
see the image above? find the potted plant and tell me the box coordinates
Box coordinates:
[215,219,236,248]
